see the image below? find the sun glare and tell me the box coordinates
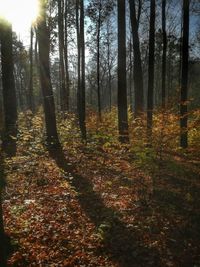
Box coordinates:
[0,0,39,33]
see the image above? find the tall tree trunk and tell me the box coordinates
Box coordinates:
[64,0,70,111]
[97,2,102,121]
[37,0,59,146]
[58,0,68,112]
[34,27,42,107]
[76,0,81,115]
[129,0,144,116]
[0,21,17,155]
[180,0,189,148]
[79,0,86,139]
[147,0,155,141]
[129,38,133,112]
[106,20,112,112]
[161,0,167,108]
[117,0,129,143]
[28,26,35,112]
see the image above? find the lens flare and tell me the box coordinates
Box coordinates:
[0,0,39,33]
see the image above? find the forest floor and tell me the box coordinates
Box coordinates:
[2,110,200,267]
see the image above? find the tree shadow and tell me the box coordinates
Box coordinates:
[48,146,161,267]
[0,152,13,266]
[152,160,200,266]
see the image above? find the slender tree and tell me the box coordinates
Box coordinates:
[87,0,103,121]
[28,26,35,112]
[77,0,87,139]
[0,20,17,154]
[105,18,113,112]
[58,0,68,112]
[64,0,70,111]
[161,0,167,108]
[147,0,156,140]
[180,0,189,148]
[87,0,114,120]
[129,0,144,116]
[128,38,133,112]
[96,1,102,121]
[117,0,129,143]
[37,0,59,145]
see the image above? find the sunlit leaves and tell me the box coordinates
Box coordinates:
[2,107,200,266]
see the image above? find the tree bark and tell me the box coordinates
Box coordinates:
[147,0,155,141]
[161,0,167,108]
[37,0,59,146]
[117,0,129,143]
[97,1,102,121]
[58,0,68,112]
[129,0,144,116]
[64,0,70,111]
[28,26,35,112]
[0,20,17,155]
[79,0,86,139]
[180,0,189,148]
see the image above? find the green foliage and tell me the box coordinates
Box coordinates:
[96,222,112,241]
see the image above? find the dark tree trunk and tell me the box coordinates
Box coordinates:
[58,0,68,112]
[147,0,155,140]
[28,26,35,112]
[180,0,189,148]
[129,0,144,116]
[0,21,17,155]
[117,0,129,143]
[64,0,70,111]
[161,0,167,108]
[97,2,102,121]
[37,0,59,146]
[76,0,81,114]
[79,0,86,139]
[129,39,133,112]
[106,20,112,112]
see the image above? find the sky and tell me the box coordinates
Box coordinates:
[0,0,199,52]
[0,0,39,42]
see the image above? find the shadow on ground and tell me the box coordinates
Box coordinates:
[49,146,161,267]
[0,152,14,266]
[152,159,200,266]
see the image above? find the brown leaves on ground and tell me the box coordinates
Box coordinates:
[2,109,200,266]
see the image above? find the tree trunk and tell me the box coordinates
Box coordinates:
[79,0,86,139]
[58,0,68,112]
[129,38,133,112]
[180,0,189,148]
[34,27,42,107]
[129,0,144,116]
[106,20,112,112]
[147,0,155,141]
[37,0,59,146]
[117,0,129,143]
[28,26,35,112]
[64,0,70,111]
[161,0,167,108]
[97,2,102,121]
[76,0,81,115]
[0,20,17,155]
